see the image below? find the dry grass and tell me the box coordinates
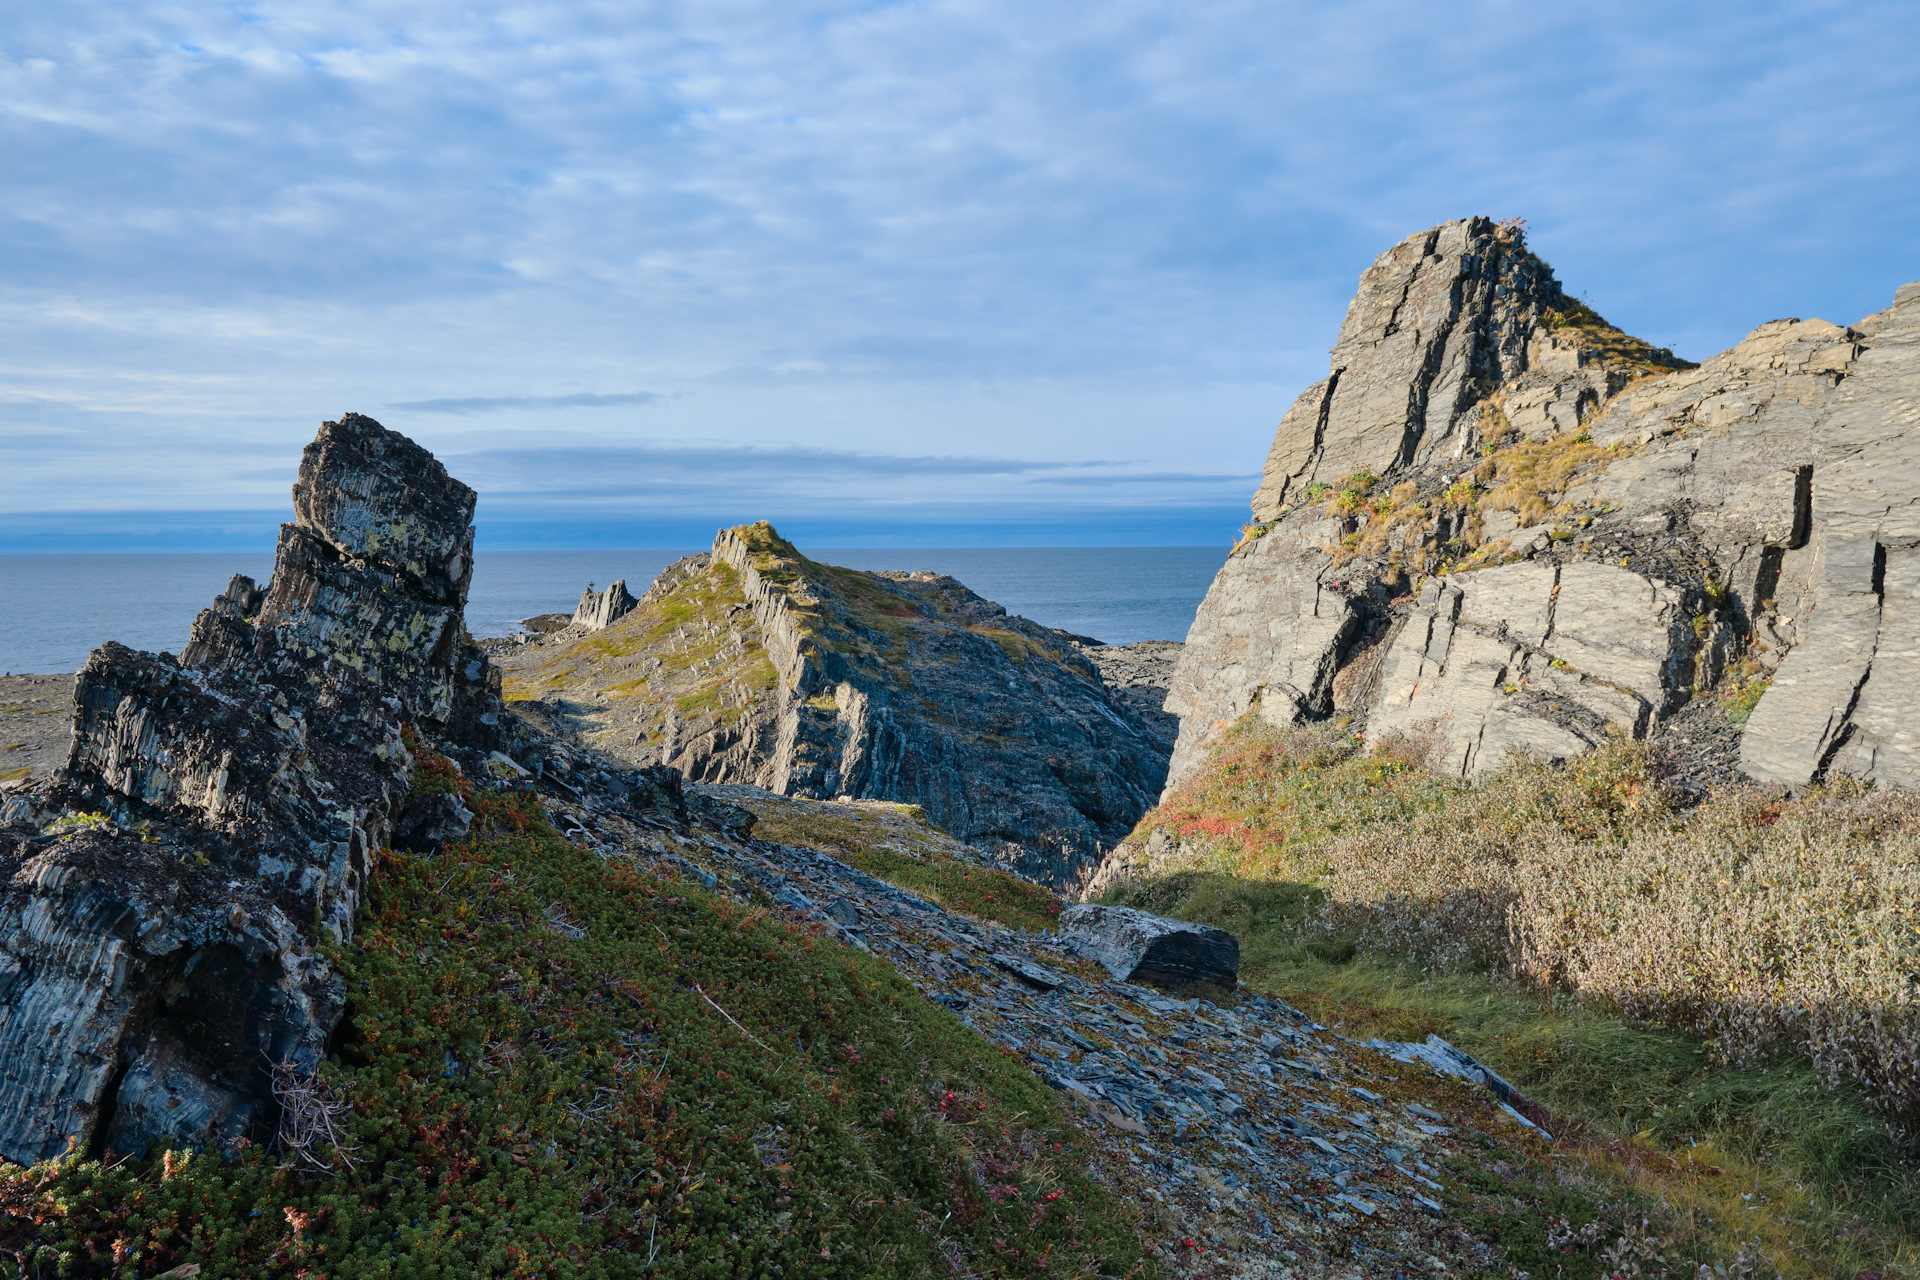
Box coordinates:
[1129,718,1920,1119]
[1103,718,1920,1273]
[1319,753,1920,1120]
[1473,429,1623,529]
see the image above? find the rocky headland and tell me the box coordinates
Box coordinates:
[491,525,1171,885]
[0,416,1614,1279]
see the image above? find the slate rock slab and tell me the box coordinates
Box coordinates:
[1057,903,1239,989]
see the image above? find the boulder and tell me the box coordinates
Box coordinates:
[0,413,502,1164]
[1058,903,1239,989]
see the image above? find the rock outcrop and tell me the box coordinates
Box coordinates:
[1167,217,1918,790]
[494,524,1170,884]
[570,579,639,632]
[0,413,503,1164]
[1080,641,1183,751]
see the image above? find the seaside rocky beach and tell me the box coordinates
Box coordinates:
[1,218,1917,1277]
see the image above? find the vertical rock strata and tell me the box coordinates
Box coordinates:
[1169,218,1919,790]
[0,414,500,1163]
[498,523,1169,884]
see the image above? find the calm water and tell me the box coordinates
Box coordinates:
[0,547,1223,673]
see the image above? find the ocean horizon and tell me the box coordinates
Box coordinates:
[0,546,1224,674]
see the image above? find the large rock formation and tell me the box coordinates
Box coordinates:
[494,524,1169,884]
[570,579,639,632]
[0,413,502,1164]
[1167,217,1918,791]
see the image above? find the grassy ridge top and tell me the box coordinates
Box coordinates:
[498,556,781,764]
[1,765,1152,1278]
[725,521,1093,685]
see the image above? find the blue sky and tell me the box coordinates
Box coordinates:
[3,0,1917,549]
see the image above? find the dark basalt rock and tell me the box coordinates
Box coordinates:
[1057,903,1240,990]
[0,413,504,1164]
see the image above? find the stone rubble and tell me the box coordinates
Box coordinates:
[509,758,1560,1277]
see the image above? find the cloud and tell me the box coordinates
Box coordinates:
[444,441,1255,515]
[389,391,670,415]
[1,0,1916,540]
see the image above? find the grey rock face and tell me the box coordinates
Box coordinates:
[1167,216,1919,790]
[1058,903,1239,989]
[570,579,639,632]
[0,413,501,1164]
[1576,295,1920,789]
[1249,218,1563,521]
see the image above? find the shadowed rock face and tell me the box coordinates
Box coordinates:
[0,413,501,1164]
[1168,218,1918,792]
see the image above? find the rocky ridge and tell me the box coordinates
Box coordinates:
[0,414,511,1164]
[1082,638,1184,751]
[1167,216,1919,791]
[492,524,1170,885]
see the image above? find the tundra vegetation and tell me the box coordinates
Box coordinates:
[1101,716,1920,1276]
[0,751,1150,1279]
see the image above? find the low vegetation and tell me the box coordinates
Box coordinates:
[1,759,1148,1278]
[498,557,780,757]
[1103,717,1920,1276]
[1541,299,1697,375]
[724,792,1064,934]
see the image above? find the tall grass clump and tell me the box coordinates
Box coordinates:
[1120,717,1920,1120]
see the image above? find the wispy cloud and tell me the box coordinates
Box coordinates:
[443,441,1255,516]
[390,392,669,415]
[1,1,1916,541]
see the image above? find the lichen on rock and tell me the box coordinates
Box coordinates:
[1167,216,1920,792]
[0,413,505,1164]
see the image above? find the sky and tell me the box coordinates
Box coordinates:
[2,1,1917,550]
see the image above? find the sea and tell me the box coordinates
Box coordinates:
[0,547,1225,674]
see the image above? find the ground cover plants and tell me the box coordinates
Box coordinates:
[723,792,1064,934]
[1102,716,1920,1276]
[0,758,1151,1278]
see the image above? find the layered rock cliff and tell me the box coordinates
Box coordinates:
[495,524,1169,883]
[1168,217,1918,791]
[0,414,503,1163]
